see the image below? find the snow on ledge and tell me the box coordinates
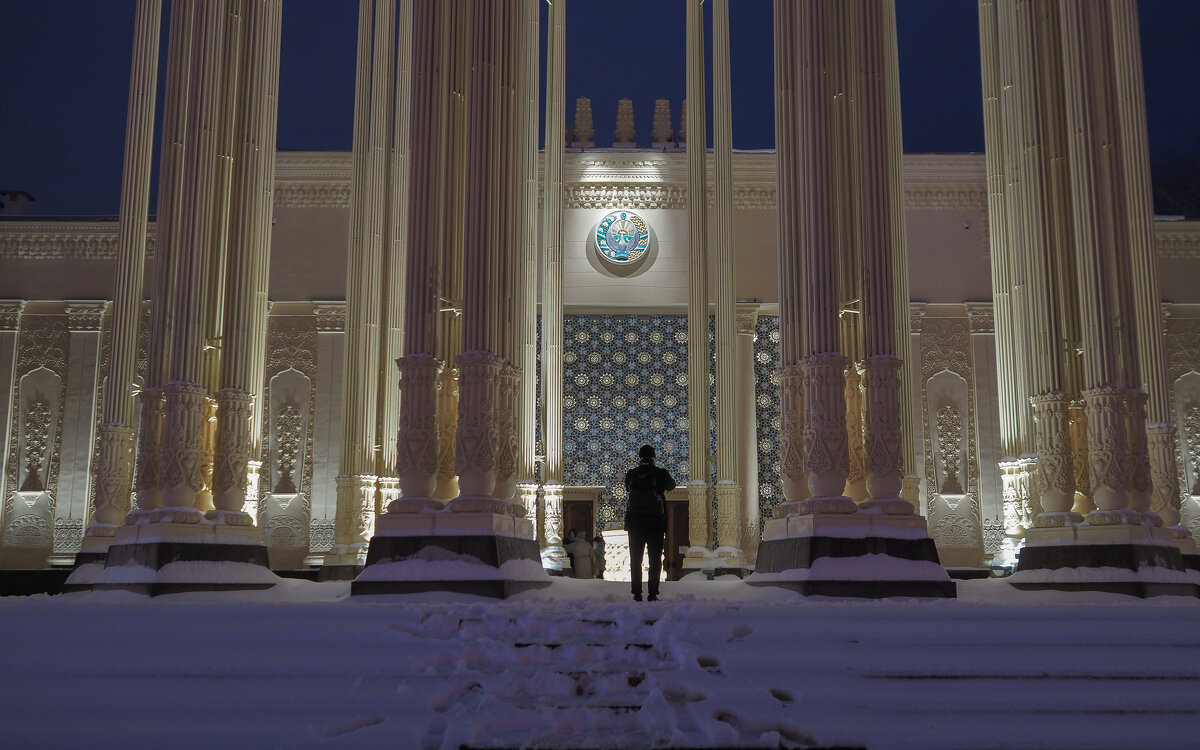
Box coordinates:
[748,554,950,582]
[356,557,549,582]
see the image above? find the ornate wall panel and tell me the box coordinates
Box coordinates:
[261,316,318,565]
[2,315,68,565]
[1165,314,1200,543]
[919,316,984,566]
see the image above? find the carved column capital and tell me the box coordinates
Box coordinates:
[800,353,851,502]
[1082,384,1131,514]
[735,303,760,336]
[312,301,346,332]
[0,300,26,331]
[65,300,110,331]
[964,302,994,334]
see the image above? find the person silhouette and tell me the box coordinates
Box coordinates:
[623,444,676,602]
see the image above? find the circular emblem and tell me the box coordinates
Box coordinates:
[594,210,651,264]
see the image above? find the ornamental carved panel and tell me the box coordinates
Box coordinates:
[5,317,68,514]
[1166,317,1200,508]
[261,316,318,561]
[920,316,984,563]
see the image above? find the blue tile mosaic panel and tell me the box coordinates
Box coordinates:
[562,314,693,525]
[556,313,783,536]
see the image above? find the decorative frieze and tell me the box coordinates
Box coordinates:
[964,302,994,334]
[0,222,156,261]
[273,184,351,209]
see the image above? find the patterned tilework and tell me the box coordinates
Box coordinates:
[754,315,783,526]
[556,313,783,538]
[562,314,694,526]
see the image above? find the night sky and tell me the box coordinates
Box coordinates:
[3,1,1199,217]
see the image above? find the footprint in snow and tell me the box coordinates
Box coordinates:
[307,713,384,738]
[727,624,754,643]
[768,687,795,705]
[697,655,725,676]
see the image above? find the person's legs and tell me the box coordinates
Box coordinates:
[646,525,665,599]
[628,522,646,599]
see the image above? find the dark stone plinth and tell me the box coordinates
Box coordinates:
[1007,581,1199,598]
[1011,543,1199,598]
[88,541,276,596]
[318,564,362,582]
[750,579,958,599]
[747,536,956,599]
[1016,542,1184,572]
[0,568,71,597]
[1183,554,1200,573]
[275,568,321,581]
[350,534,551,598]
[947,567,991,580]
[72,552,108,569]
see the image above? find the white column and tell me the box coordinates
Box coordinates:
[1059,0,1130,516]
[1110,0,1181,524]
[158,0,228,518]
[684,0,711,551]
[540,0,567,561]
[517,0,539,492]
[212,0,283,527]
[377,0,414,512]
[328,0,394,564]
[453,0,525,515]
[711,0,741,559]
[89,0,161,548]
[736,304,761,563]
[394,0,447,507]
[135,0,194,518]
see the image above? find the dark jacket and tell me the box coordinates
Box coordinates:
[623,458,677,522]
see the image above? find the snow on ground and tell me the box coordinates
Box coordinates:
[2,576,1199,749]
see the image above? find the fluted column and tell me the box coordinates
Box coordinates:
[396,0,448,505]
[89,0,161,546]
[518,0,539,493]
[212,0,283,526]
[882,1,918,506]
[711,0,741,554]
[684,0,711,549]
[736,304,761,562]
[1059,0,1129,515]
[454,0,524,512]
[377,0,414,512]
[135,0,194,517]
[977,0,1026,480]
[1111,0,1181,524]
[541,0,567,558]
[159,0,228,517]
[329,0,394,563]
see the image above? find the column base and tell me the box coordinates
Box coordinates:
[749,511,955,598]
[678,546,748,579]
[67,522,277,595]
[1012,524,1200,598]
[351,526,550,598]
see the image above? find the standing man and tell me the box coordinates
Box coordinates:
[624,444,676,601]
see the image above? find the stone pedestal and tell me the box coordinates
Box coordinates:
[747,510,956,598]
[66,521,277,595]
[351,503,549,598]
[1012,520,1200,598]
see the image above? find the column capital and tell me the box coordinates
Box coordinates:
[312,301,346,332]
[0,299,26,331]
[735,302,760,336]
[964,302,994,334]
[65,300,110,331]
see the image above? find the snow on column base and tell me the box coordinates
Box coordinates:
[679,546,749,579]
[67,521,277,595]
[747,534,956,599]
[351,533,551,598]
[1012,525,1200,598]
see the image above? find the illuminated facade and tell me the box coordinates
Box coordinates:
[0,0,1198,596]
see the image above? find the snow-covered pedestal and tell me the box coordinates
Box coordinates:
[1011,514,1200,598]
[746,510,957,598]
[66,515,278,595]
[351,498,551,598]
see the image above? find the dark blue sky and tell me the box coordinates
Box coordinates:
[3,1,1199,217]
